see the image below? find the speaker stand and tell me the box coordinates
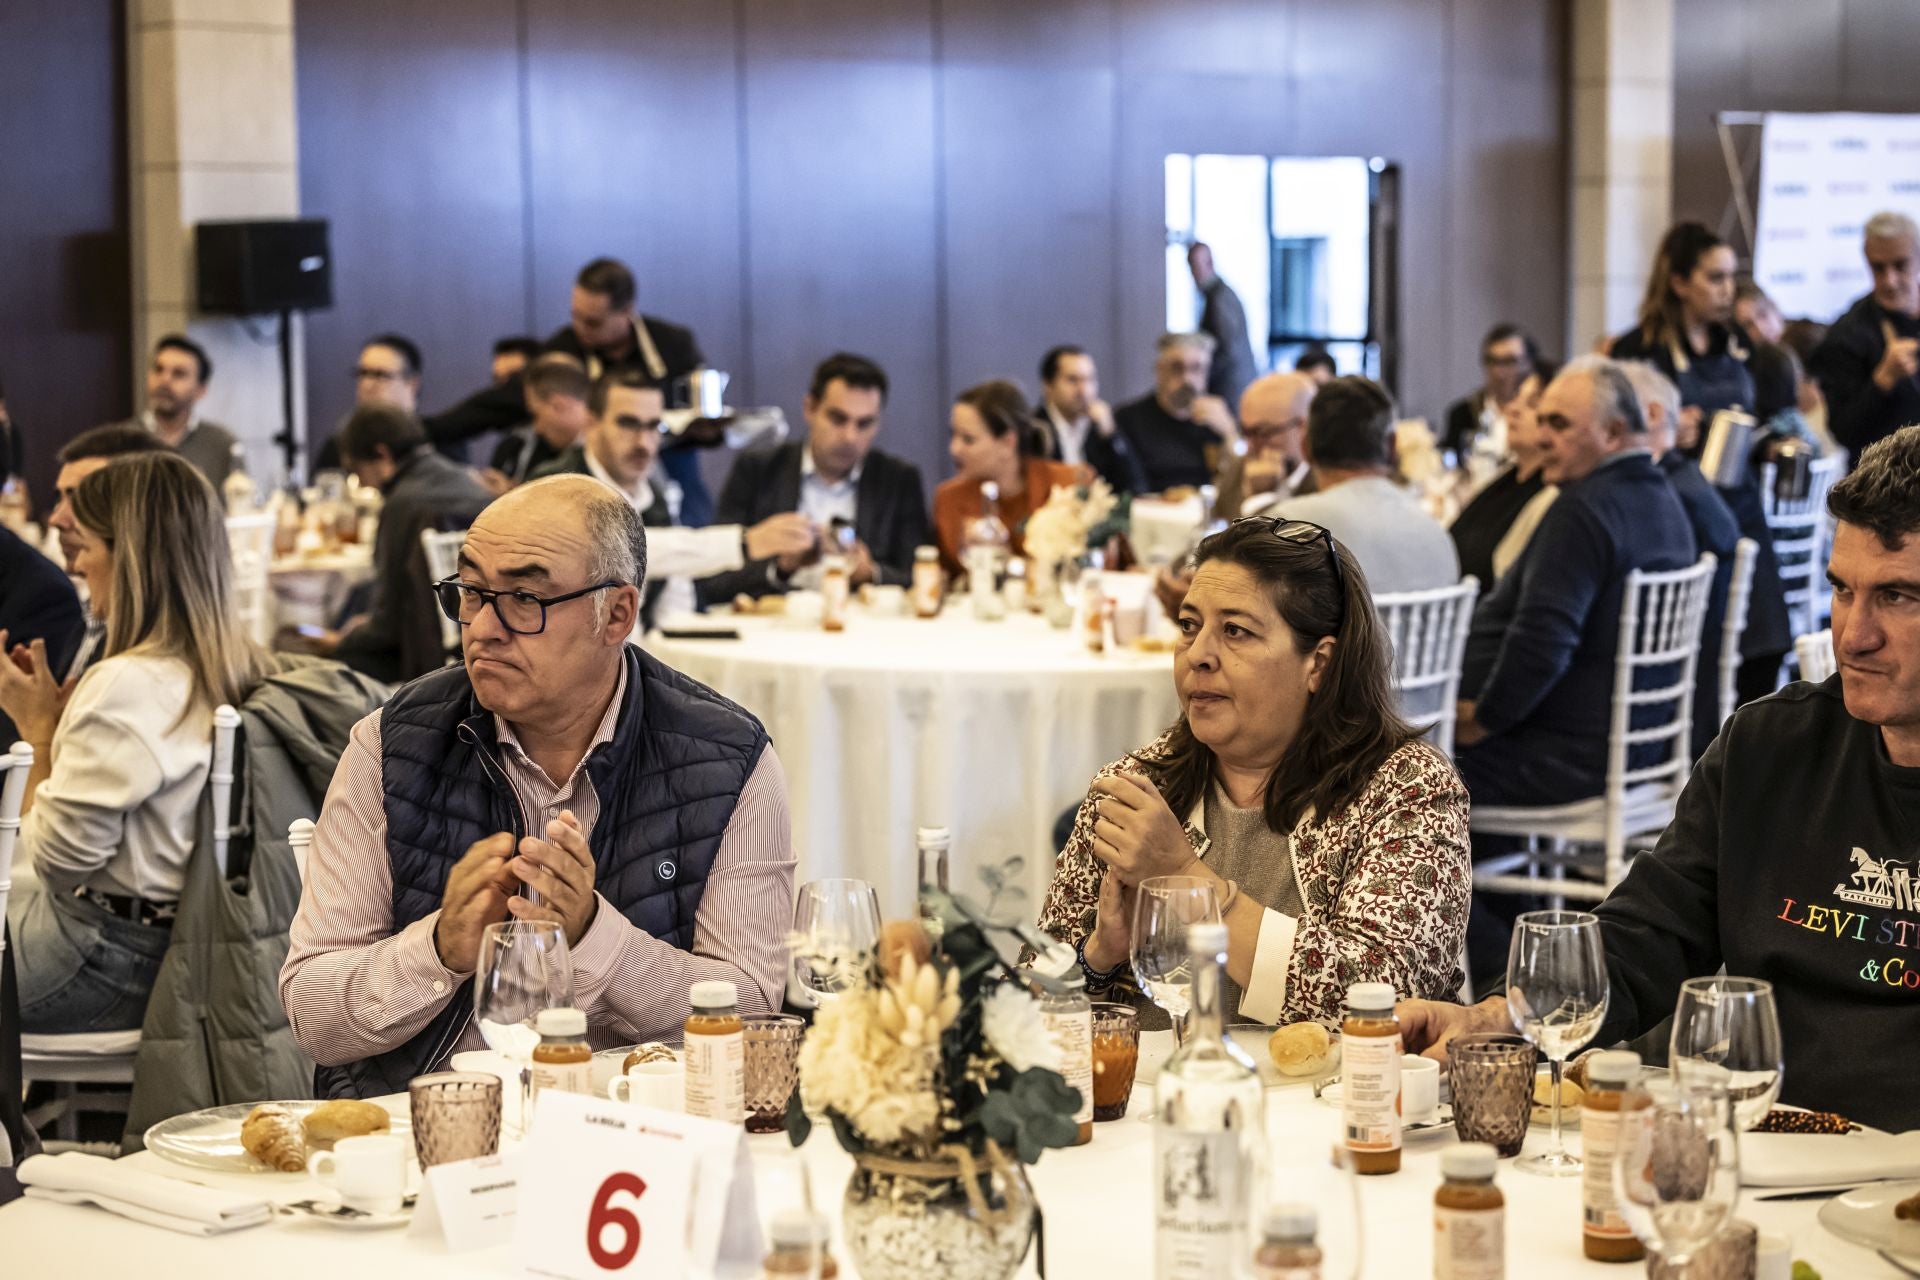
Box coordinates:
[271,308,302,486]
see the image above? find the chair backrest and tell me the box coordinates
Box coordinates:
[420,528,466,657]
[1718,538,1759,727]
[1758,455,1843,637]
[1795,628,1836,684]
[1606,554,1719,804]
[0,742,35,975]
[226,513,277,646]
[287,817,315,882]
[1374,576,1481,755]
[210,705,241,879]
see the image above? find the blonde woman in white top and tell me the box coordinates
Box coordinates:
[0,452,266,1032]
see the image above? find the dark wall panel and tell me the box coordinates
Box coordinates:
[292,0,1568,485]
[0,2,129,506]
[523,0,745,375]
[740,52,944,483]
[1673,0,1920,269]
[296,0,527,437]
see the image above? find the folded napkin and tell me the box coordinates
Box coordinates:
[1740,1129,1920,1187]
[18,1152,272,1236]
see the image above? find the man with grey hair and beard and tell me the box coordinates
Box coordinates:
[1453,355,1698,803]
[1113,331,1241,491]
[1810,209,1920,461]
[281,475,796,1098]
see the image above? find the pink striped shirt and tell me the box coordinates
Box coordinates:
[279,666,795,1068]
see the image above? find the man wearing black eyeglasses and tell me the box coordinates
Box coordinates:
[282,473,795,1099]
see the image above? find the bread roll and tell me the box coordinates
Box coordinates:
[241,1104,307,1172]
[1531,1076,1584,1117]
[1268,1021,1333,1077]
[301,1098,391,1149]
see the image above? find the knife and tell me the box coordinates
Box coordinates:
[1753,1184,1866,1201]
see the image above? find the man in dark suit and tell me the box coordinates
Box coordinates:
[705,353,932,601]
[422,258,718,522]
[0,406,82,743]
[1188,243,1259,406]
[1455,355,1698,805]
[1031,345,1147,494]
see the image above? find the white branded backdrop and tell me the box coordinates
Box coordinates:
[1754,111,1920,321]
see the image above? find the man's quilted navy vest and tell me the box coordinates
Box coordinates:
[315,644,768,1099]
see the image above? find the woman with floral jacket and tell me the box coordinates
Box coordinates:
[1038,517,1471,1027]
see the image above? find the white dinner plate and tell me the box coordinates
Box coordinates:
[144,1099,411,1175]
[1226,1025,1343,1088]
[1817,1179,1920,1259]
[1313,1082,1454,1138]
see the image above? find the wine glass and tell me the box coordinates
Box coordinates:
[1669,976,1783,1130]
[474,920,574,1133]
[1612,1077,1740,1269]
[1506,909,1609,1176]
[1130,875,1223,1044]
[787,878,882,1009]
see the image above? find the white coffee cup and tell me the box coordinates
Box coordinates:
[1400,1054,1441,1124]
[785,591,825,625]
[607,1059,684,1111]
[866,584,907,616]
[1754,1230,1792,1280]
[307,1133,407,1215]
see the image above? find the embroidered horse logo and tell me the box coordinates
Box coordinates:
[1835,846,1909,910]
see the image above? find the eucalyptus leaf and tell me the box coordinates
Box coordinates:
[784,1089,812,1148]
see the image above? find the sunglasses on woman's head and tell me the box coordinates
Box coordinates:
[1222,516,1346,628]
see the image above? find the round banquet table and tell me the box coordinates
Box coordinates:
[0,1073,1897,1279]
[645,608,1180,916]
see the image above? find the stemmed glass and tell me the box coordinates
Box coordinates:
[787,878,883,1010]
[1612,1077,1741,1269]
[1670,976,1784,1130]
[1506,909,1609,1175]
[474,920,574,1134]
[1257,1130,1365,1280]
[1130,875,1223,1044]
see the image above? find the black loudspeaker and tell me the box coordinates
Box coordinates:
[194,218,332,314]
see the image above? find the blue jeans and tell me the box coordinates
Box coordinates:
[7,883,170,1033]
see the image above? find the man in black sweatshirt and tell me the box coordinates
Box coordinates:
[1400,424,1920,1132]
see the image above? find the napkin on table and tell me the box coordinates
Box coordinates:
[18,1151,272,1235]
[1739,1129,1920,1187]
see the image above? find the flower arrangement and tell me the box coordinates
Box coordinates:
[1022,477,1120,572]
[785,894,1082,1167]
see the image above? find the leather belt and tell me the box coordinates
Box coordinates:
[75,886,177,929]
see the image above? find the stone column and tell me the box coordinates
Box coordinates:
[1568,0,1676,350]
[129,0,302,485]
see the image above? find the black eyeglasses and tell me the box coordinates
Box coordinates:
[1230,516,1346,627]
[433,577,625,636]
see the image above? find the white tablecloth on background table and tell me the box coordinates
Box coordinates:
[270,549,376,630]
[1127,494,1204,565]
[0,1080,1898,1278]
[647,609,1179,916]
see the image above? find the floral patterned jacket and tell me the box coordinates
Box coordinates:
[1036,733,1471,1027]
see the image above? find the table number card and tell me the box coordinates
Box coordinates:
[510,1091,761,1278]
[410,1150,521,1252]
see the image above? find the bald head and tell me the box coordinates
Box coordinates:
[1237,372,1316,465]
[480,474,648,599]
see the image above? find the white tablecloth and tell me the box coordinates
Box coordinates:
[0,1081,1897,1278]
[270,549,376,630]
[647,610,1179,916]
[1127,495,1204,565]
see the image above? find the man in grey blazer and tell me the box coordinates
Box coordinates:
[704,353,933,601]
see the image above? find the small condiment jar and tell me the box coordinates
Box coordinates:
[911,545,943,617]
[821,555,851,632]
[1580,1051,1646,1262]
[1340,981,1402,1175]
[528,1007,592,1102]
[762,1209,839,1277]
[684,980,746,1124]
[1434,1142,1505,1280]
[1252,1201,1323,1279]
[1033,963,1093,1146]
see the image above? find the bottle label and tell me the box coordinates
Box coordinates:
[684,1029,745,1124]
[822,573,850,626]
[1043,1007,1093,1126]
[912,563,942,614]
[528,1056,591,1103]
[1579,1105,1633,1238]
[1153,1129,1246,1280]
[1434,1205,1504,1280]
[1341,1032,1402,1152]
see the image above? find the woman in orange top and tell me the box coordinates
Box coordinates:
[933,380,1082,577]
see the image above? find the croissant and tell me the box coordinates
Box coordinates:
[301,1099,390,1150]
[241,1104,307,1172]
